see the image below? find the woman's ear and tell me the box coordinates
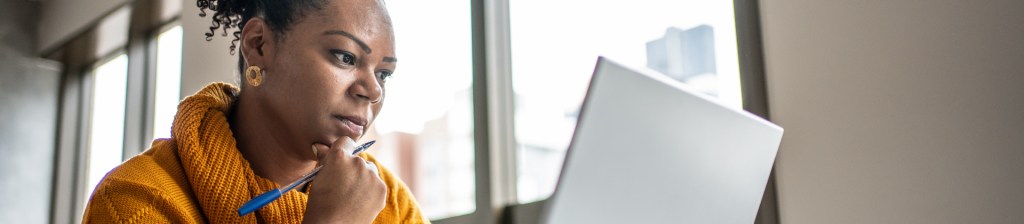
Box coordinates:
[240,17,272,69]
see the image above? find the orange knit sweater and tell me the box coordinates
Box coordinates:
[83,83,429,223]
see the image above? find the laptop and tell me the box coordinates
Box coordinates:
[541,57,784,224]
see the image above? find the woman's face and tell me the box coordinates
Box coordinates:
[242,0,396,148]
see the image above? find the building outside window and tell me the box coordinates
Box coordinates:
[365,0,476,220]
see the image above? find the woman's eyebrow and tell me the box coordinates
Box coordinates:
[324,30,372,54]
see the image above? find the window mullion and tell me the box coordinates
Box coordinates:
[463,0,518,223]
[482,0,518,213]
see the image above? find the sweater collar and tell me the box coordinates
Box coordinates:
[172,83,307,223]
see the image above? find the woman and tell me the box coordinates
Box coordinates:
[83,0,428,223]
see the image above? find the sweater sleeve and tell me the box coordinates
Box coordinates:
[83,144,205,224]
[83,177,194,223]
[361,153,432,224]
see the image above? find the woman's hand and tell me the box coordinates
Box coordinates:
[303,137,387,223]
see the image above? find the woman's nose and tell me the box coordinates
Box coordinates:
[348,70,383,104]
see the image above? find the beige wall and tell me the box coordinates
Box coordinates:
[761,0,1024,223]
[179,1,237,98]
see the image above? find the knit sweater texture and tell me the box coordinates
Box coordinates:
[83,83,429,223]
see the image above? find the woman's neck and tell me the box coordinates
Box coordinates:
[230,92,318,187]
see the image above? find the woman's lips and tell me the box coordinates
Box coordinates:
[333,115,366,138]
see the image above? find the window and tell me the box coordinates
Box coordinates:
[365,0,476,220]
[83,54,129,203]
[152,25,183,139]
[509,0,745,203]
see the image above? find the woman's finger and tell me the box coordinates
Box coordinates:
[332,137,358,155]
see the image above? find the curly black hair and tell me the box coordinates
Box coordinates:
[197,0,329,54]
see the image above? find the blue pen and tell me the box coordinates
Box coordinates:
[238,140,377,216]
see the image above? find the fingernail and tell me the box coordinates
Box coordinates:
[311,145,319,158]
[342,138,357,154]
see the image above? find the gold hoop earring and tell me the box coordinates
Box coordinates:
[245,66,264,87]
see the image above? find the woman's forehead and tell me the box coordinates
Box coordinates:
[301,0,393,40]
[313,0,390,25]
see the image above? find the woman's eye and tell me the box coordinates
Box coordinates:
[376,70,393,83]
[332,50,356,65]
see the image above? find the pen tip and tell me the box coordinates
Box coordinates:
[351,140,377,155]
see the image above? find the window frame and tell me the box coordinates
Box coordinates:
[431,0,518,222]
[124,0,180,158]
[468,0,777,223]
[733,0,778,223]
[49,8,135,223]
[49,0,181,222]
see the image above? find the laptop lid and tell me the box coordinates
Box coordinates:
[541,57,783,224]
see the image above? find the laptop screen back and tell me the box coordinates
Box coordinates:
[542,57,784,224]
